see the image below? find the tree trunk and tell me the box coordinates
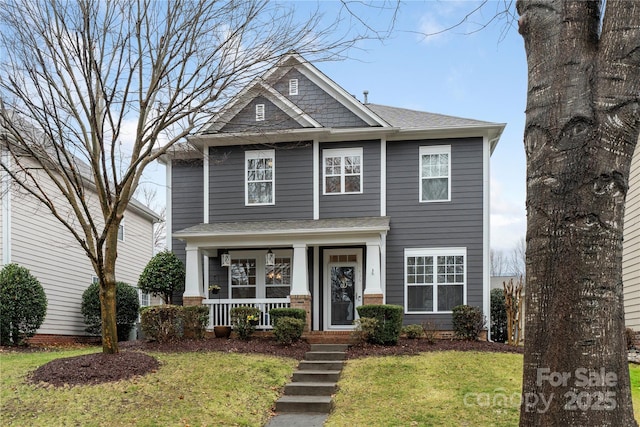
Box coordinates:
[517,0,640,425]
[99,226,121,354]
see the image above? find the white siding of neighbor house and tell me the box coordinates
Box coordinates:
[5,165,155,336]
[624,138,640,331]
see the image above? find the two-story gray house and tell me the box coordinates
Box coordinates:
[164,53,504,336]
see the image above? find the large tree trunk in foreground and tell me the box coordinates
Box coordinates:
[517,0,640,425]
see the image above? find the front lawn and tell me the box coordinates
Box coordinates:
[1,347,297,426]
[2,347,639,426]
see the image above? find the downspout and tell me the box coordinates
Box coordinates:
[1,149,11,265]
[483,135,491,341]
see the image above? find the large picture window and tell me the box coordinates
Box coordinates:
[420,145,450,202]
[246,150,275,205]
[323,147,362,194]
[405,248,466,313]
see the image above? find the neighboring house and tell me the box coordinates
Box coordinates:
[624,137,640,331]
[163,53,505,334]
[0,134,160,343]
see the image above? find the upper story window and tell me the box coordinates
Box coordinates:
[117,220,125,241]
[289,79,298,95]
[405,247,466,313]
[420,145,451,202]
[323,147,363,195]
[255,104,265,121]
[246,150,275,205]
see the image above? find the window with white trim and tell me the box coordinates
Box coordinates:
[245,150,275,205]
[140,291,150,307]
[265,257,291,298]
[228,250,292,299]
[255,104,265,121]
[117,219,125,241]
[420,145,451,202]
[323,147,362,194]
[289,79,298,96]
[405,248,466,313]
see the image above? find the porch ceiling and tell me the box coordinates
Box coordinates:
[173,216,390,248]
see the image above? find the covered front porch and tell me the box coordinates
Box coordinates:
[173,217,390,331]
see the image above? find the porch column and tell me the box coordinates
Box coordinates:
[364,242,384,305]
[290,243,311,330]
[183,246,204,306]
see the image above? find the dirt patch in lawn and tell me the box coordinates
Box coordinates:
[18,337,521,388]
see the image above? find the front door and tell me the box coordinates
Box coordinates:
[324,249,363,329]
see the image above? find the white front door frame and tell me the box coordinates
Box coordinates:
[323,248,363,330]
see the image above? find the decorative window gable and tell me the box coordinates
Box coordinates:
[322,147,363,195]
[420,145,451,202]
[245,150,275,205]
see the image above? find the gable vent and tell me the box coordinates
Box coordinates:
[289,79,298,96]
[256,104,265,121]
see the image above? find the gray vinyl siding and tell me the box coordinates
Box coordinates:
[171,159,204,305]
[273,69,370,128]
[385,138,485,329]
[220,96,304,133]
[319,141,381,218]
[209,144,313,222]
[624,139,640,330]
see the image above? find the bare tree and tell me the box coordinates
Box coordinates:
[490,248,509,276]
[516,0,639,425]
[508,236,525,278]
[135,185,166,253]
[0,0,390,353]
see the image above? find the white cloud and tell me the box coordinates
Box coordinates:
[490,177,526,251]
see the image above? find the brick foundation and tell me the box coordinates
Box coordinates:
[363,293,384,305]
[290,294,312,331]
[182,296,204,307]
[27,334,101,345]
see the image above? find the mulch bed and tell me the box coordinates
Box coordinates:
[11,337,522,388]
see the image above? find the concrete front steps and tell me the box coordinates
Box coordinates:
[274,344,348,414]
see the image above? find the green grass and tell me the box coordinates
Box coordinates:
[2,349,640,426]
[1,347,297,426]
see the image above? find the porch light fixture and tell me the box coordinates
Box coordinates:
[221,250,231,267]
[266,249,275,266]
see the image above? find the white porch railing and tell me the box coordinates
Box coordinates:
[202,298,291,329]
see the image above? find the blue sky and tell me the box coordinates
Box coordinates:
[144,1,528,251]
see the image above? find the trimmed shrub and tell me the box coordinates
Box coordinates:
[269,308,306,327]
[490,288,508,343]
[137,250,185,304]
[626,328,636,350]
[351,317,379,345]
[402,324,425,339]
[182,306,209,339]
[421,321,438,344]
[0,263,47,345]
[81,281,140,341]
[356,304,403,345]
[452,305,486,341]
[140,305,183,342]
[273,317,305,345]
[230,306,261,340]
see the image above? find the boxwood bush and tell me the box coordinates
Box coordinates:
[356,304,403,345]
[230,306,261,340]
[139,305,209,341]
[0,263,47,345]
[452,304,486,341]
[269,307,306,326]
[273,317,305,345]
[81,281,140,341]
[490,288,508,343]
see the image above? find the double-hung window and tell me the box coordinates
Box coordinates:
[405,248,466,313]
[246,150,275,205]
[323,147,362,194]
[420,145,451,202]
[230,257,257,298]
[265,257,291,298]
[228,251,291,299]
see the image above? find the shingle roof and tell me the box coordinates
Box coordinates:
[365,103,497,129]
[174,216,390,236]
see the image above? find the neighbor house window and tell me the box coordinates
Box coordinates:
[118,220,125,241]
[256,104,265,121]
[230,257,257,298]
[140,291,150,307]
[289,79,298,95]
[420,145,451,202]
[323,147,362,194]
[246,150,275,205]
[405,248,466,313]
[265,257,291,298]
